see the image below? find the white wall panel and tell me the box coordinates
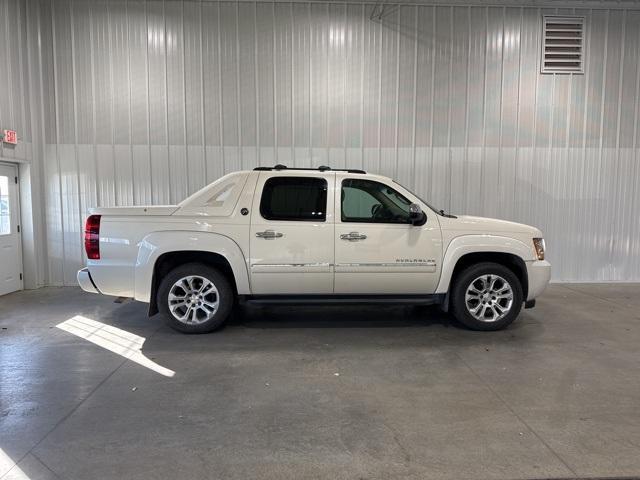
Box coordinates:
[205,145,223,183]
[169,145,188,203]
[11,0,640,285]
[44,143,63,285]
[77,144,98,222]
[114,144,134,205]
[131,144,152,205]
[0,0,31,161]
[149,144,170,204]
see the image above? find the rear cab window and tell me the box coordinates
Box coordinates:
[260,176,328,222]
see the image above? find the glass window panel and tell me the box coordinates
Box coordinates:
[260,177,327,222]
[341,179,411,224]
[0,176,10,235]
[206,182,236,207]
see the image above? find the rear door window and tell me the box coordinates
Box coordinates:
[260,177,327,222]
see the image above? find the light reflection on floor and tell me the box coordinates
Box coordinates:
[1,448,29,479]
[56,316,175,378]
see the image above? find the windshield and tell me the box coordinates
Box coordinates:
[393,181,444,216]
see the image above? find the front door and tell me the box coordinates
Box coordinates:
[249,171,335,295]
[0,164,23,296]
[334,175,442,294]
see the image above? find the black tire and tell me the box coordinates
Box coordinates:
[157,263,234,333]
[450,262,523,331]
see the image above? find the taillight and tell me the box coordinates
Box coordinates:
[85,215,101,260]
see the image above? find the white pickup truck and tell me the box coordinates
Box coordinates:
[78,165,550,333]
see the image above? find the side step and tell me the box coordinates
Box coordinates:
[241,294,445,306]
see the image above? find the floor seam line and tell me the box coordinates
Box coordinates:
[6,323,165,475]
[30,451,65,480]
[21,356,129,463]
[454,352,579,478]
[0,353,125,480]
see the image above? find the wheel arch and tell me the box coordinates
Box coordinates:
[134,231,250,314]
[450,252,527,296]
[148,251,238,316]
[436,235,532,310]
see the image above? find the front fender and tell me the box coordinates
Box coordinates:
[435,235,534,294]
[134,231,250,302]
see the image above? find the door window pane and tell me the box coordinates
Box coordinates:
[260,177,327,221]
[0,176,10,235]
[342,186,379,219]
[341,179,412,224]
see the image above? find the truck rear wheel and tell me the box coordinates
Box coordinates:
[157,263,234,333]
[450,262,523,331]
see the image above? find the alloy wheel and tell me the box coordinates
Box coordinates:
[168,275,220,325]
[464,274,514,322]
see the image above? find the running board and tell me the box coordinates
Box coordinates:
[241,294,445,306]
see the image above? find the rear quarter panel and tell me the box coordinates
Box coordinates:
[88,172,258,300]
[89,217,250,299]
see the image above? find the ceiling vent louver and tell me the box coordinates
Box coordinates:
[541,16,585,74]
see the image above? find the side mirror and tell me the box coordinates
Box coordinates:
[409,203,426,226]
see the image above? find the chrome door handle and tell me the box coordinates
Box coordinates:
[340,232,367,241]
[255,230,283,239]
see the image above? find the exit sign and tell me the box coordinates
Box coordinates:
[3,130,17,145]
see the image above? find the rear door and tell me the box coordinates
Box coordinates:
[249,171,335,294]
[0,163,23,296]
[334,174,442,294]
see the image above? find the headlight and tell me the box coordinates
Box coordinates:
[533,238,545,261]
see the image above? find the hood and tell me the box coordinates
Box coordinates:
[88,205,179,216]
[441,215,542,236]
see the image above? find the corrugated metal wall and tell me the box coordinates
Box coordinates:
[32,0,640,284]
[0,0,32,162]
[0,0,49,290]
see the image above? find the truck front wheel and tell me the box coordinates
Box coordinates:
[450,262,523,331]
[157,263,234,333]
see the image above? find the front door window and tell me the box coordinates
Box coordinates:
[341,179,412,224]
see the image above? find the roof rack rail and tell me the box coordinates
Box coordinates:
[253,164,366,174]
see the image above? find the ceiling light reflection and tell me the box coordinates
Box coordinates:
[329,26,345,46]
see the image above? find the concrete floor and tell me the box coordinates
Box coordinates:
[1,285,640,480]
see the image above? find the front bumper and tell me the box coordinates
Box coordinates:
[77,268,100,294]
[526,260,551,301]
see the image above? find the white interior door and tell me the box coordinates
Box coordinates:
[0,164,23,296]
